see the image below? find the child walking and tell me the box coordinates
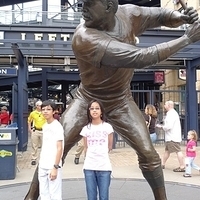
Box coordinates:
[38,100,64,199]
[80,99,114,200]
[183,130,200,177]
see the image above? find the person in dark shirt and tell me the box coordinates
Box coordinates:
[144,104,158,143]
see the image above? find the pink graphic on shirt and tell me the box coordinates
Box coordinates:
[86,130,107,146]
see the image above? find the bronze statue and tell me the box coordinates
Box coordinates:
[25,1,200,199]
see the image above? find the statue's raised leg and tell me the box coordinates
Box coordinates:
[142,166,167,200]
[107,99,167,199]
[24,166,39,200]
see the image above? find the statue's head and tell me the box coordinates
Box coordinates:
[82,0,118,29]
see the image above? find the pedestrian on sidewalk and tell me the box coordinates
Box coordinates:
[144,104,158,143]
[183,130,200,177]
[0,106,10,127]
[156,100,185,172]
[38,100,64,200]
[28,101,46,165]
[80,99,113,200]
[74,138,85,164]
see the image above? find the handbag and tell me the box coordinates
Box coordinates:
[147,115,151,128]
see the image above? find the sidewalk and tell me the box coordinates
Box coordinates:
[0,142,200,199]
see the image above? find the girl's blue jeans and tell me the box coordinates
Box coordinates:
[150,132,157,143]
[185,157,200,174]
[84,169,111,200]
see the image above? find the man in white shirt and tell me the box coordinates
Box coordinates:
[157,100,185,172]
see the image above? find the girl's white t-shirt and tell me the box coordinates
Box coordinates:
[39,119,64,169]
[80,122,114,171]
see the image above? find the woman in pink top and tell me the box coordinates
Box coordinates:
[183,130,200,177]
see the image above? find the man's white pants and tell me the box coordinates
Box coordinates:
[38,167,62,200]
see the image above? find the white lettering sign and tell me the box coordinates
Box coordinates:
[48,34,56,41]
[34,33,43,40]
[21,33,26,40]
[0,69,7,74]
[0,133,11,140]
[20,33,70,41]
[61,34,70,41]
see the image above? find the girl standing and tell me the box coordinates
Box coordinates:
[80,99,114,200]
[183,130,200,177]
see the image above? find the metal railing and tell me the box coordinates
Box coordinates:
[0,8,188,30]
[0,10,82,26]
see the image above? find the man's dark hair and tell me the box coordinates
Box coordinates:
[41,100,57,111]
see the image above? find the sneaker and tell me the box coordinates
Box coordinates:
[183,174,191,177]
[31,160,36,165]
[74,157,79,165]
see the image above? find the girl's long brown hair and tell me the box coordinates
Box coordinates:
[145,104,157,118]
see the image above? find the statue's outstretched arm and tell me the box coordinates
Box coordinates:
[101,21,200,69]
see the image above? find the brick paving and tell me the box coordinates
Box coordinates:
[16,140,200,172]
[1,139,200,187]
[1,140,200,199]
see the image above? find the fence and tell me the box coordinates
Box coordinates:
[0,10,82,26]
[114,90,188,147]
[132,89,186,131]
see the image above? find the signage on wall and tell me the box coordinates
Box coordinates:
[21,33,71,41]
[0,150,12,157]
[178,69,186,81]
[154,71,165,84]
[0,133,11,140]
[0,68,17,76]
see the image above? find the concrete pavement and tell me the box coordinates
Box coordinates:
[0,141,200,199]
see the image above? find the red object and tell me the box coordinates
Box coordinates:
[0,112,10,125]
[53,113,60,121]
[154,71,165,84]
[10,113,14,123]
